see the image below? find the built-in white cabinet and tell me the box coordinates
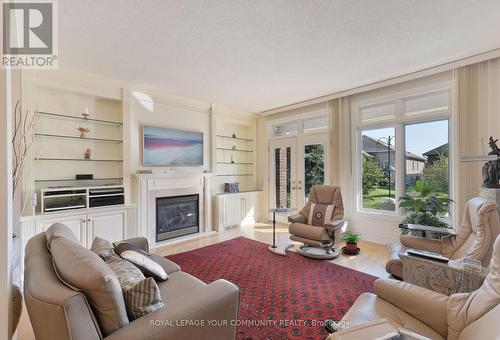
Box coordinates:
[216,191,262,231]
[87,210,126,246]
[38,214,87,245]
[20,204,136,278]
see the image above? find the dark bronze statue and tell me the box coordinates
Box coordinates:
[482,136,500,188]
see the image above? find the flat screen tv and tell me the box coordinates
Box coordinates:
[142,125,204,166]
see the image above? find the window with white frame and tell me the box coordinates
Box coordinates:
[354,86,452,215]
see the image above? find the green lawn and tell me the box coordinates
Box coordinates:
[363,185,449,210]
[363,186,395,210]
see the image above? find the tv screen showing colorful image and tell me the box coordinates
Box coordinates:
[142,125,204,166]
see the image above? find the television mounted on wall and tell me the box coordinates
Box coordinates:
[142,125,204,166]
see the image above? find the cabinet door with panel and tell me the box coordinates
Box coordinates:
[37,214,87,246]
[223,197,242,228]
[241,193,259,226]
[88,210,126,245]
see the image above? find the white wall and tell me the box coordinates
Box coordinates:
[1,69,15,338]
[127,89,212,173]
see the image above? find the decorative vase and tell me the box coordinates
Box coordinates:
[84,148,91,159]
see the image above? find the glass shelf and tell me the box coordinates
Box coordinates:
[38,111,123,126]
[216,147,253,153]
[215,135,253,142]
[216,174,254,177]
[36,158,123,162]
[35,177,123,183]
[35,133,123,143]
[216,162,254,165]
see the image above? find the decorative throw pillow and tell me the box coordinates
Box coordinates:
[115,243,169,281]
[46,223,79,250]
[91,236,115,260]
[105,253,164,320]
[124,277,164,320]
[308,203,335,227]
[50,237,129,336]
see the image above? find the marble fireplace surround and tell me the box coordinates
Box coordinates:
[133,173,212,247]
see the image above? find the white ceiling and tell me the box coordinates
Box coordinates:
[59,0,500,113]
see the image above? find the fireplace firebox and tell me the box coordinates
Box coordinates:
[156,194,199,242]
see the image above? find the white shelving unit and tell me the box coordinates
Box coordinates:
[212,115,257,193]
[32,86,125,210]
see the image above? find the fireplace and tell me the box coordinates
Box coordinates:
[156,194,199,242]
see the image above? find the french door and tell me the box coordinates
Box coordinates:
[270,134,329,211]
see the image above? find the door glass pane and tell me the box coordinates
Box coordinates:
[274,147,292,208]
[304,144,325,199]
[361,127,396,211]
[405,120,449,198]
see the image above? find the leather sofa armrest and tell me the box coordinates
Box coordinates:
[288,213,306,224]
[374,279,449,337]
[325,219,346,229]
[104,279,240,340]
[149,253,181,274]
[326,319,400,340]
[400,235,443,254]
[113,237,149,253]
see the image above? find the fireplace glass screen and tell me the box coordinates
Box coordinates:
[156,194,199,242]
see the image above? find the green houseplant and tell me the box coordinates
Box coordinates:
[398,180,453,228]
[343,233,360,251]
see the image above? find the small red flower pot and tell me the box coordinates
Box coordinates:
[346,242,358,251]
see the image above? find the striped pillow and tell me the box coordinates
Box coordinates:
[103,253,164,320]
[124,277,164,320]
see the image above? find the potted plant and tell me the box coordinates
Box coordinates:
[342,232,360,252]
[399,180,453,228]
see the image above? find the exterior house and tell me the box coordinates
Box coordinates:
[362,135,426,182]
[423,143,449,165]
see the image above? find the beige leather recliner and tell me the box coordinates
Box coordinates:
[288,185,347,258]
[329,234,500,340]
[387,197,500,278]
[24,227,240,340]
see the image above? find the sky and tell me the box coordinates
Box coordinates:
[363,120,448,156]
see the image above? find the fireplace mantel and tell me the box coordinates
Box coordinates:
[132,173,213,247]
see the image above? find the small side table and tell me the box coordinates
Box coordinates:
[268,208,294,256]
[399,252,488,295]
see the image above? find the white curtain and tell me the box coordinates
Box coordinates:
[456,57,500,214]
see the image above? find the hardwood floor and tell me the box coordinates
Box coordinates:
[17,222,390,339]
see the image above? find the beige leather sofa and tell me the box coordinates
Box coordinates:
[24,228,240,340]
[387,197,500,278]
[329,234,500,340]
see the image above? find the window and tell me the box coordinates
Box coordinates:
[405,120,449,197]
[360,102,396,124]
[361,127,396,211]
[302,115,329,133]
[404,91,449,117]
[354,83,452,215]
[272,121,298,138]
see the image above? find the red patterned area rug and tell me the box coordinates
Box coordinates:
[167,237,377,340]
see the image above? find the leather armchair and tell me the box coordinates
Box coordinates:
[329,234,500,340]
[288,185,347,253]
[387,197,500,278]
